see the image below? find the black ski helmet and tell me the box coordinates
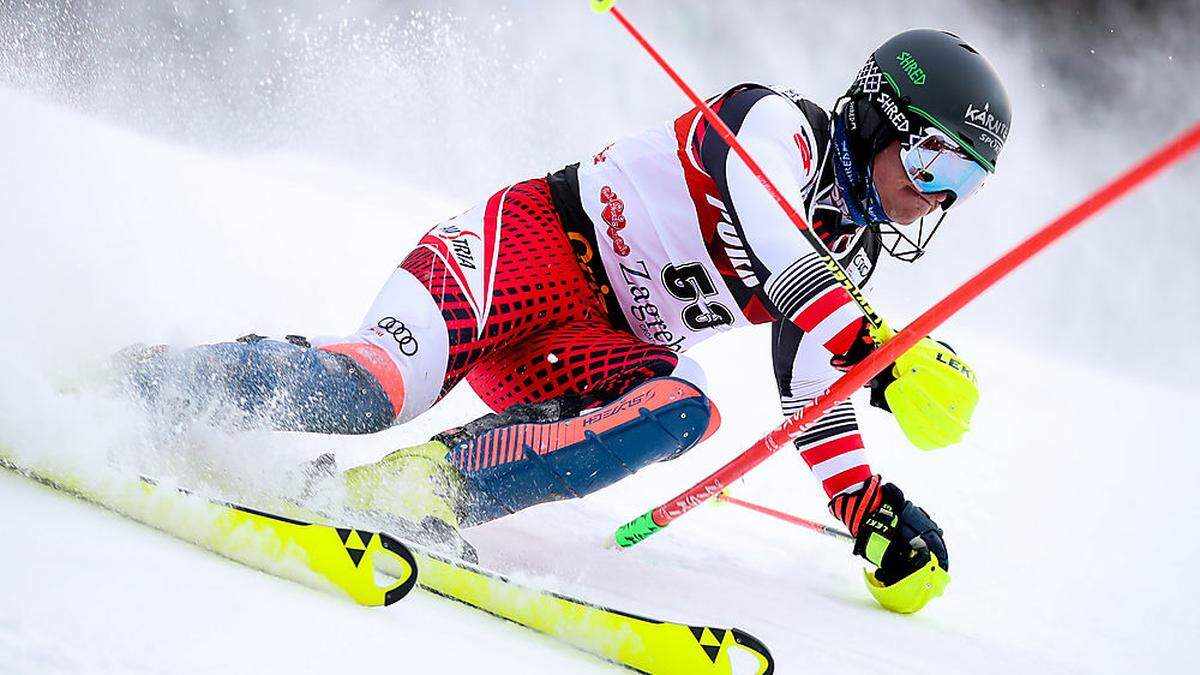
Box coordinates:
[836,28,1012,261]
[844,28,1012,175]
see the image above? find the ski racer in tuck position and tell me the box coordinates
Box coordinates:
[124,29,1011,609]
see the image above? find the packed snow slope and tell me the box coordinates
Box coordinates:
[1,82,1196,674]
[5,0,1200,666]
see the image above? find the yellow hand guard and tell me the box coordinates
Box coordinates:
[883,338,978,450]
[864,552,951,614]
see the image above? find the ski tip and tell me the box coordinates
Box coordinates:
[377,532,420,606]
[729,627,776,675]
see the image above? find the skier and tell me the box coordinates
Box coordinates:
[123,29,1010,610]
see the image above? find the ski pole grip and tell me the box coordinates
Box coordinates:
[614,510,665,548]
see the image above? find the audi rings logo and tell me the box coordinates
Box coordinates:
[376,317,419,356]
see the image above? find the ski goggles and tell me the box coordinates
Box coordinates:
[901,128,989,208]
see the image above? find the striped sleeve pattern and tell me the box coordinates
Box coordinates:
[793,399,872,498]
[764,254,862,357]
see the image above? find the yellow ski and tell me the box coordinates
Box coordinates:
[5,452,774,673]
[377,548,774,674]
[1,456,417,607]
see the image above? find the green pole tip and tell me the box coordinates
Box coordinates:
[591,0,616,14]
[614,511,663,548]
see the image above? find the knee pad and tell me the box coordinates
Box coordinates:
[441,377,720,525]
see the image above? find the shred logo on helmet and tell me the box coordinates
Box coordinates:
[895,51,927,85]
[876,91,911,133]
[835,28,1013,261]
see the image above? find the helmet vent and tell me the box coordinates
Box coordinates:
[957,43,980,55]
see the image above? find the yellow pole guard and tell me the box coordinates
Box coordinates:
[591,0,616,14]
[863,553,950,614]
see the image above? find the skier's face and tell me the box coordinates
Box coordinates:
[872,140,948,224]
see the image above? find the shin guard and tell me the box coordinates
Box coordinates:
[441,377,719,525]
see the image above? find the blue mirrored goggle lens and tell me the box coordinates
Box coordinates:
[901,131,989,206]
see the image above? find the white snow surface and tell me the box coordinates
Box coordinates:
[1,32,1198,675]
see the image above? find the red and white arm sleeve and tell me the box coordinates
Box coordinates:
[795,400,872,498]
[772,321,872,499]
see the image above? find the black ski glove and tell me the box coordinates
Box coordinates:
[829,475,948,585]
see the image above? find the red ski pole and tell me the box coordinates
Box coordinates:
[594,3,1200,548]
[716,491,853,542]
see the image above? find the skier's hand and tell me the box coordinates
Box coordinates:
[828,318,881,371]
[830,476,950,613]
[832,476,948,581]
[830,322,977,450]
[870,337,978,450]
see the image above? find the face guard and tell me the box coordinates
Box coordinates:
[876,212,945,263]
